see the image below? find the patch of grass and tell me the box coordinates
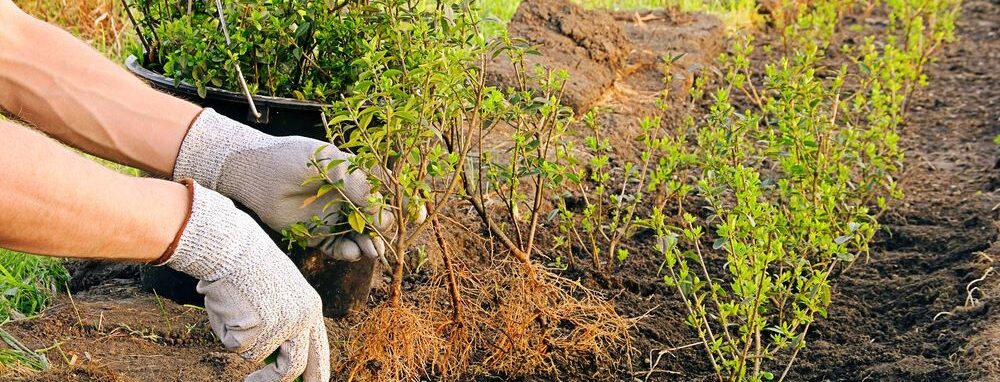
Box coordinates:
[0,349,47,377]
[0,328,49,375]
[0,249,69,322]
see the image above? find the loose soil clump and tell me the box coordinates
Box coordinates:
[487,0,724,129]
[487,0,633,113]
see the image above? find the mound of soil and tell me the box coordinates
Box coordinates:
[614,9,725,106]
[600,9,723,158]
[487,0,633,113]
[486,0,724,167]
[486,0,724,119]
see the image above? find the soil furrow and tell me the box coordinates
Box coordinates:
[788,1,1000,381]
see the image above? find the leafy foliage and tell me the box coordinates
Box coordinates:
[282,1,632,379]
[547,0,958,380]
[129,0,377,101]
[112,0,959,380]
[595,1,955,380]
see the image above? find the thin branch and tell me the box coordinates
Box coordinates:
[214,0,261,119]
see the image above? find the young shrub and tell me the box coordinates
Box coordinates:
[606,0,961,380]
[279,0,634,379]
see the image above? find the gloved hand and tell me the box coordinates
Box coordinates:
[172,108,390,262]
[159,180,330,382]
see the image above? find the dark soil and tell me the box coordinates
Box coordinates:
[552,0,1000,381]
[611,0,1000,380]
[3,281,257,381]
[786,1,1000,381]
[3,0,999,381]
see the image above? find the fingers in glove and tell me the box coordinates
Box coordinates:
[301,321,331,382]
[197,279,264,355]
[413,204,428,224]
[368,200,395,232]
[352,232,385,260]
[321,236,361,262]
[244,329,310,382]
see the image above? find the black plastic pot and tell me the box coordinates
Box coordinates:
[125,56,330,135]
[126,55,374,318]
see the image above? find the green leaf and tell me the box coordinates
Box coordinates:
[324,159,347,173]
[289,223,309,238]
[712,237,729,250]
[348,211,366,233]
[316,184,336,198]
[834,235,853,245]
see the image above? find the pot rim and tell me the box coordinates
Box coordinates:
[125,55,330,111]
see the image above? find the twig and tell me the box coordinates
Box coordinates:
[120,0,152,59]
[65,283,84,331]
[214,0,261,119]
[643,343,699,382]
[428,198,464,323]
[777,322,810,382]
[0,327,49,370]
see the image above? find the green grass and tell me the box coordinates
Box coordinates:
[0,347,47,373]
[0,327,49,374]
[0,249,69,323]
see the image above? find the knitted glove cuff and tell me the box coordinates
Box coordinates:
[160,181,264,282]
[172,108,273,190]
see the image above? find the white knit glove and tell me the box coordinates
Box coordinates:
[172,108,389,262]
[160,181,330,382]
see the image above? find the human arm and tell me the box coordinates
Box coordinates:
[0,121,331,382]
[0,120,187,260]
[0,2,393,260]
[0,0,199,176]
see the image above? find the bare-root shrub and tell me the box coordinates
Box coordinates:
[341,257,633,381]
[343,302,445,381]
[478,263,634,376]
[276,0,637,378]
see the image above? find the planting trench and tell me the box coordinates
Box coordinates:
[785,1,1000,380]
[2,0,1000,381]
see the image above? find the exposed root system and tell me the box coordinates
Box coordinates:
[341,259,634,381]
[343,304,445,382]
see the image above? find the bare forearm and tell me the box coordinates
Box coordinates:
[0,121,188,262]
[0,3,200,176]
